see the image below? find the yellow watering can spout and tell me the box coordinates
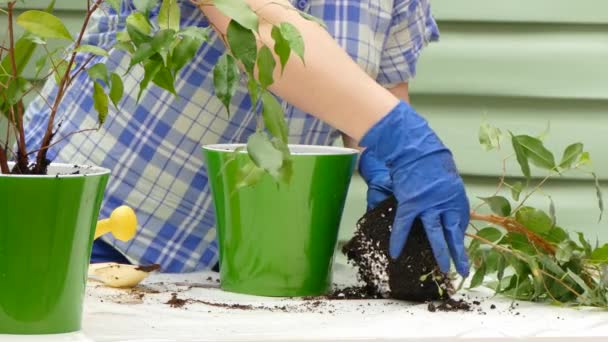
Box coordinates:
[94,205,137,241]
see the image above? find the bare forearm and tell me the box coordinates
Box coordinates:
[341,83,411,149]
[198,0,398,141]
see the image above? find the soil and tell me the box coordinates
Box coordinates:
[342,196,452,302]
[135,264,161,272]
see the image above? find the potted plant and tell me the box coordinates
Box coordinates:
[0,0,329,334]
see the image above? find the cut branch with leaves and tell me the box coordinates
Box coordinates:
[467,122,607,308]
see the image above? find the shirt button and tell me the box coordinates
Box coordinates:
[296,0,308,10]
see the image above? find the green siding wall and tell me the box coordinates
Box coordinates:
[2,1,607,243]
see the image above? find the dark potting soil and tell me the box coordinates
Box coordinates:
[342,196,454,303]
[135,264,161,272]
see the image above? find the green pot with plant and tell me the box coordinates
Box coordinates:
[204,143,357,297]
[0,0,211,334]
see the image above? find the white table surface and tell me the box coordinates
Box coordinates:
[3,263,608,342]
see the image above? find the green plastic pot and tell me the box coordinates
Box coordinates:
[203,144,358,297]
[0,163,110,334]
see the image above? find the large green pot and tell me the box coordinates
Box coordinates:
[0,163,110,334]
[203,144,358,297]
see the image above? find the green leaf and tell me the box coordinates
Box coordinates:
[271,25,291,73]
[158,0,180,31]
[129,42,155,66]
[179,26,209,42]
[515,206,553,234]
[590,244,608,263]
[133,0,158,14]
[235,160,265,190]
[247,77,260,106]
[513,135,556,170]
[115,41,136,54]
[548,196,556,227]
[476,227,503,243]
[577,232,592,257]
[106,0,122,12]
[496,254,506,291]
[559,143,583,169]
[478,196,511,217]
[75,44,109,57]
[87,63,109,84]
[469,263,486,289]
[510,181,524,201]
[171,36,200,73]
[504,233,536,255]
[126,12,153,35]
[151,29,176,65]
[556,241,574,263]
[138,58,162,101]
[93,82,109,128]
[577,151,591,167]
[16,11,73,40]
[592,172,604,222]
[213,53,240,115]
[109,73,124,108]
[4,77,29,107]
[213,0,259,31]
[278,23,305,63]
[566,270,592,293]
[538,255,565,277]
[247,131,284,179]
[152,65,176,95]
[261,91,288,143]
[479,122,502,151]
[227,20,257,74]
[544,226,569,244]
[52,59,69,85]
[257,45,276,89]
[526,257,544,299]
[511,133,531,179]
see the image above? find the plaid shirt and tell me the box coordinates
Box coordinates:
[24,0,439,272]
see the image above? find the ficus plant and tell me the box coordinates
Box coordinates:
[465,122,607,308]
[0,0,310,181]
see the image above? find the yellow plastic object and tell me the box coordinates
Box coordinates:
[94,205,137,241]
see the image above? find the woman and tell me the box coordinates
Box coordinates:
[24,0,470,276]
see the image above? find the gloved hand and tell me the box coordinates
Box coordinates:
[358,149,392,211]
[359,101,470,277]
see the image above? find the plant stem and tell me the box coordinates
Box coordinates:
[6,1,28,173]
[466,233,584,298]
[470,211,556,254]
[33,0,102,174]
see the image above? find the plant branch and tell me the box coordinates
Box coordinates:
[470,211,556,254]
[27,128,98,156]
[6,1,28,171]
[34,0,102,173]
[467,233,583,298]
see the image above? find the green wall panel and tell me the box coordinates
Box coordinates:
[432,0,608,24]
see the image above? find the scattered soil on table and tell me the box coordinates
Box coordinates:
[167,293,188,308]
[427,298,471,312]
[135,264,161,272]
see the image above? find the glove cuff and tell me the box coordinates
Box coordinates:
[359,101,448,168]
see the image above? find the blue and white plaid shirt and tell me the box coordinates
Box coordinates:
[24,0,439,272]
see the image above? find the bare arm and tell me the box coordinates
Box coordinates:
[196,0,399,141]
[342,83,411,149]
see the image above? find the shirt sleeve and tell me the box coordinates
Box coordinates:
[376,0,440,87]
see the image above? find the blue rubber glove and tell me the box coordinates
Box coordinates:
[358,149,392,211]
[359,101,470,277]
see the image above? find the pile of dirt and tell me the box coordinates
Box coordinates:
[342,196,453,302]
